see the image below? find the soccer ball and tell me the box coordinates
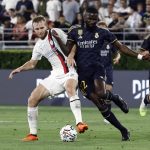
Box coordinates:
[60,125,77,142]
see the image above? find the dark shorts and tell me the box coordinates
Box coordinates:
[105,65,113,86]
[78,64,105,99]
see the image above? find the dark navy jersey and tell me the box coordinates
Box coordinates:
[67,26,117,71]
[99,43,117,86]
[99,43,117,67]
[141,34,150,52]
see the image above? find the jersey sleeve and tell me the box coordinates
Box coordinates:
[67,26,77,42]
[31,42,42,60]
[111,45,118,54]
[104,29,117,44]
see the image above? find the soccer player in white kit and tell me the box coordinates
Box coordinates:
[9,15,88,141]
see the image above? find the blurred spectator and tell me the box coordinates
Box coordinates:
[102,0,120,9]
[1,0,19,11]
[146,0,150,5]
[62,0,80,24]
[125,7,142,30]
[25,11,37,43]
[115,0,132,20]
[12,14,28,45]
[109,13,127,40]
[80,0,88,14]
[142,2,150,27]
[108,0,120,10]
[32,0,39,12]
[55,15,71,29]
[46,0,62,22]
[72,12,84,26]
[16,0,34,21]
[0,3,5,19]
[37,0,47,16]
[94,0,107,22]
[137,3,145,17]
[108,11,119,28]
[79,0,84,6]
[2,16,15,45]
[125,7,142,41]
[104,3,115,25]
[7,8,17,24]
[129,0,146,8]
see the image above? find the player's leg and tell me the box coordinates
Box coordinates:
[89,92,130,141]
[105,84,113,111]
[22,84,50,142]
[94,78,129,113]
[139,94,150,116]
[95,65,128,113]
[92,79,130,141]
[103,84,112,124]
[65,78,88,133]
[100,105,130,141]
[103,68,113,124]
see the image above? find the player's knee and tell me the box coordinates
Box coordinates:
[28,95,40,107]
[101,108,111,118]
[96,90,105,99]
[65,87,76,98]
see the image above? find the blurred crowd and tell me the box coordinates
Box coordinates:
[0,0,150,46]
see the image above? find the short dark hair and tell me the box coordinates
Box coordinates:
[32,15,46,24]
[86,6,98,14]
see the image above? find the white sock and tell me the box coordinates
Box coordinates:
[27,107,38,135]
[69,95,82,125]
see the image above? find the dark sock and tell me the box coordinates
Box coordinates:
[101,110,127,133]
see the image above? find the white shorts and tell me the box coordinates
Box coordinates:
[39,68,78,97]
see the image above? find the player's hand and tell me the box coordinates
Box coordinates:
[113,52,121,64]
[8,68,21,79]
[67,57,76,67]
[113,58,120,64]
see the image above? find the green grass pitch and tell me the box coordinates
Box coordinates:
[0,106,150,150]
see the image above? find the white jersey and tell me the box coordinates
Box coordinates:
[32,28,68,77]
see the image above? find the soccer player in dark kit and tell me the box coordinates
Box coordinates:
[66,6,150,141]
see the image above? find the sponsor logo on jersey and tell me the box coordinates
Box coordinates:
[132,79,149,99]
[78,29,83,39]
[77,40,97,48]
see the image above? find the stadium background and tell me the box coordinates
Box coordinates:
[0,0,150,108]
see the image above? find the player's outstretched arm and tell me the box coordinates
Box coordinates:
[8,59,38,79]
[113,40,150,61]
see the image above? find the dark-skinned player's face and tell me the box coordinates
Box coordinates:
[84,12,98,28]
